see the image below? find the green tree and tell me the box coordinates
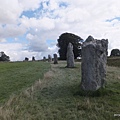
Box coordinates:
[0,52,10,61]
[110,49,120,56]
[57,32,83,60]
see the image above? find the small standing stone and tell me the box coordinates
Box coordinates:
[66,43,74,68]
[32,56,35,61]
[48,55,52,62]
[53,54,58,64]
[80,36,108,91]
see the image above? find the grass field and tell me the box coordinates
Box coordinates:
[107,57,120,67]
[0,61,50,104]
[0,60,120,120]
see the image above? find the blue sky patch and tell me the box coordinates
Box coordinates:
[20,11,35,18]
[106,17,120,22]
[59,2,68,8]
[46,39,56,46]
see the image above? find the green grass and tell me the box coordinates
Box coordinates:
[107,57,120,67]
[0,61,50,104]
[0,61,120,120]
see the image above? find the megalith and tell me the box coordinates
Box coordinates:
[53,54,58,64]
[80,36,108,91]
[32,56,35,61]
[48,55,52,62]
[66,43,74,68]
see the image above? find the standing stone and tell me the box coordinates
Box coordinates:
[32,56,35,61]
[53,54,58,64]
[80,36,108,91]
[48,55,52,62]
[66,43,74,68]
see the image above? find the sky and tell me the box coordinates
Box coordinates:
[0,0,120,61]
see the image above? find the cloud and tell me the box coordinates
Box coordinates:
[26,33,48,52]
[0,0,120,60]
[18,0,41,11]
[0,24,26,38]
[0,42,44,61]
[0,0,22,24]
[39,0,120,55]
[0,38,6,42]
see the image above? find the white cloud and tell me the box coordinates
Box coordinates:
[26,33,48,52]
[0,38,6,42]
[0,0,22,24]
[0,43,44,61]
[0,24,26,38]
[18,0,41,11]
[0,0,120,60]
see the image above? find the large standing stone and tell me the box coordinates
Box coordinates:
[53,54,58,64]
[80,36,108,91]
[66,43,74,68]
[48,55,52,62]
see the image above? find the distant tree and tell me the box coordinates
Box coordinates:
[0,52,10,61]
[57,32,83,60]
[25,57,29,61]
[110,49,120,56]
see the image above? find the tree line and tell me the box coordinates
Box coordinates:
[57,32,120,60]
[0,32,120,62]
[57,32,83,60]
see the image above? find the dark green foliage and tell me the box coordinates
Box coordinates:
[57,32,83,60]
[110,49,120,56]
[25,57,29,61]
[0,52,10,61]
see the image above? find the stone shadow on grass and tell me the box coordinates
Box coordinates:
[38,83,79,100]
[59,66,78,69]
[73,88,117,97]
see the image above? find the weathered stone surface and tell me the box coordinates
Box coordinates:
[66,43,74,68]
[53,54,58,64]
[48,55,52,62]
[80,36,108,91]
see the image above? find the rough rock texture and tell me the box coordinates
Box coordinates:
[66,43,74,68]
[53,54,58,64]
[48,55,52,62]
[81,36,108,91]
